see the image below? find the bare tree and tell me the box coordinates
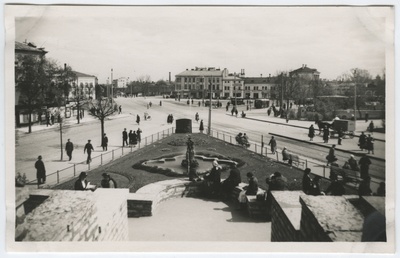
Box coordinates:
[88,98,117,142]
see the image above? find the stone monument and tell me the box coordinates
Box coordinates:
[181,135,199,180]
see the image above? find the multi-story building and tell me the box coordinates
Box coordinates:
[69,71,98,100]
[242,75,277,99]
[222,69,245,99]
[175,67,224,99]
[289,64,320,80]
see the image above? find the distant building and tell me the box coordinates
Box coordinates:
[289,64,320,80]
[69,71,98,100]
[222,69,245,99]
[116,77,129,88]
[175,67,224,99]
[242,75,277,99]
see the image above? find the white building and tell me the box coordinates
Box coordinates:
[69,71,98,100]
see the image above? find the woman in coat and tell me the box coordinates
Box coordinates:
[199,120,204,133]
[308,124,315,141]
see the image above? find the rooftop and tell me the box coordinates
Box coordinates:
[176,67,223,77]
[15,41,48,55]
[72,71,96,78]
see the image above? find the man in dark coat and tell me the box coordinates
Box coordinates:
[359,154,372,179]
[136,128,142,143]
[136,114,140,125]
[101,173,117,188]
[337,128,344,145]
[128,130,133,145]
[326,145,337,166]
[359,132,367,150]
[84,140,94,164]
[366,134,374,154]
[268,136,277,154]
[35,155,46,185]
[122,128,128,147]
[65,139,74,161]
[101,134,108,151]
[302,168,312,194]
[221,163,242,197]
[308,124,315,141]
[323,126,330,143]
[199,120,204,133]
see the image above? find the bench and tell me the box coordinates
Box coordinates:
[231,183,267,219]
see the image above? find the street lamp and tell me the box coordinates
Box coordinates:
[208,76,212,135]
[111,68,114,104]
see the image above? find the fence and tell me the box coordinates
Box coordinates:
[208,129,380,190]
[29,127,175,188]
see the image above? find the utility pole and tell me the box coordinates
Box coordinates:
[111,68,114,104]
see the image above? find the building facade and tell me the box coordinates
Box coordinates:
[69,71,98,100]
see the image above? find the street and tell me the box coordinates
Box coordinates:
[16,96,386,188]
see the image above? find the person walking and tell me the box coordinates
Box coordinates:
[65,139,74,161]
[118,105,122,114]
[308,124,315,141]
[337,128,344,145]
[359,154,371,179]
[368,121,374,134]
[136,128,142,144]
[366,134,374,154]
[101,133,108,151]
[35,155,46,185]
[132,131,138,146]
[323,126,330,143]
[326,144,337,166]
[365,112,369,122]
[46,113,50,127]
[136,114,140,125]
[359,132,367,151]
[268,136,277,154]
[84,140,94,164]
[195,112,199,123]
[122,128,128,147]
[199,119,204,133]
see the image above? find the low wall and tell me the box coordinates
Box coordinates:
[299,195,364,242]
[270,191,303,242]
[127,179,203,217]
[16,188,129,241]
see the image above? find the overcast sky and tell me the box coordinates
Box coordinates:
[14,5,392,83]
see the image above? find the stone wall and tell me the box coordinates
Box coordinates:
[16,188,129,241]
[127,179,203,217]
[270,191,303,242]
[300,195,364,242]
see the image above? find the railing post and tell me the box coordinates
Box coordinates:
[101,154,103,165]
[112,150,114,160]
[323,166,326,178]
[57,170,59,184]
[73,164,76,177]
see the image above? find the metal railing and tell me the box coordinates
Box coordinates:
[29,127,175,188]
[209,129,380,189]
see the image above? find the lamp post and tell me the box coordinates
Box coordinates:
[111,68,113,104]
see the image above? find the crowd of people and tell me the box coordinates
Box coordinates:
[122,128,142,147]
[235,132,250,148]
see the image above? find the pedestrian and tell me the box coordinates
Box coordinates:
[132,131,138,146]
[50,113,55,125]
[268,136,277,154]
[101,133,108,151]
[122,128,128,147]
[198,101,201,107]
[308,124,315,141]
[366,134,374,154]
[326,144,337,166]
[199,119,204,133]
[226,105,229,112]
[359,132,367,150]
[35,155,46,185]
[231,108,234,116]
[221,163,242,199]
[358,176,372,197]
[84,140,94,164]
[286,113,289,123]
[167,114,171,124]
[65,139,74,161]
[79,110,83,120]
[187,99,190,105]
[235,109,238,117]
[309,175,324,196]
[365,112,369,122]
[118,105,122,114]
[136,114,140,125]
[45,113,50,127]
[170,114,174,124]
[375,182,385,197]
[302,168,313,194]
[368,121,374,134]
[136,128,142,143]
[101,173,117,188]
[128,130,133,145]
[323,126,330,143]
[160,101,162,106]
[337,128,344,145]
[267,108,271,116]
[195,112,199,123]
[359,154,371,179]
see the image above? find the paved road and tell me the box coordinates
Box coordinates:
[16,96,385,188]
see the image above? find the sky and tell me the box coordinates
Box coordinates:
[13,5,392,83]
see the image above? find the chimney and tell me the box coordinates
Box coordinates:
[64,63,67,70]
[169,72,171,83]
